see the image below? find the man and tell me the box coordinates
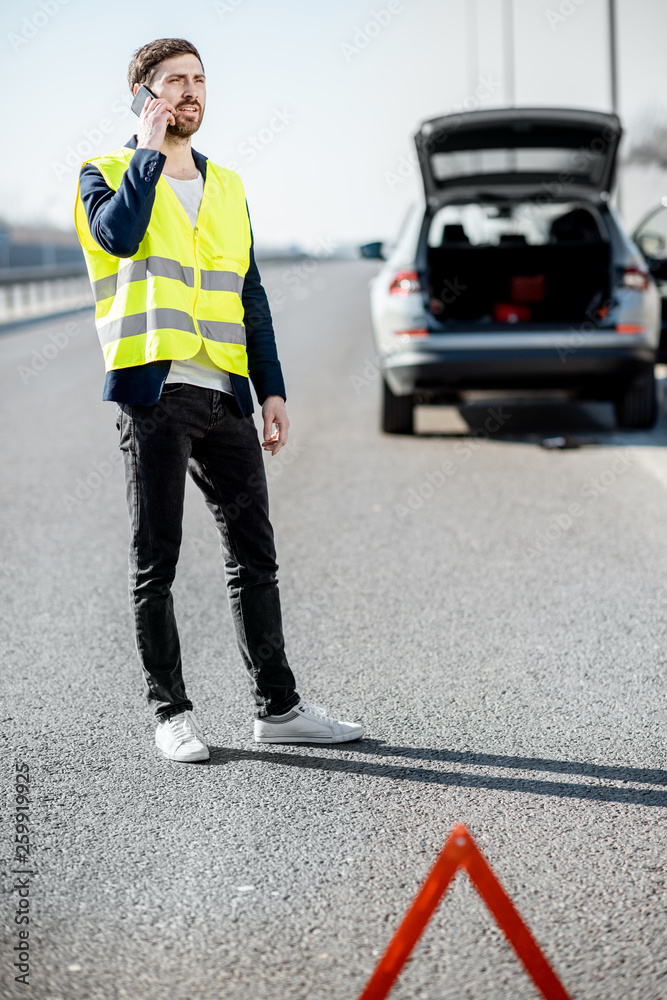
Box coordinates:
[74,37,363,762]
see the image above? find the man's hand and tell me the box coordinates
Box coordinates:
[136,96,176,151]
[261,396,289,456]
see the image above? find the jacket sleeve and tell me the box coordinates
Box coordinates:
[243,204,287,403]
[78,148,166,258]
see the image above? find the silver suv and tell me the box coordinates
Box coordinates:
[363,107,660,433]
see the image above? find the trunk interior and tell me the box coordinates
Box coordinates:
[426,209,611,325]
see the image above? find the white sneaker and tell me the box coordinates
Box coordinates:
[254,698,364,744]
[155,710,209,762]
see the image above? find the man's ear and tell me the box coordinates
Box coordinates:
[133,84,139,96]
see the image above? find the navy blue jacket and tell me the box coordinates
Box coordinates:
[78,136,286,414]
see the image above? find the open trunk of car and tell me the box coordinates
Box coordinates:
[427,237,611,324]
[413,108,621,326]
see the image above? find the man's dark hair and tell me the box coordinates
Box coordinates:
[128,38,204,91]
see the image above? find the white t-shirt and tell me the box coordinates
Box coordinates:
[162,172,234,396]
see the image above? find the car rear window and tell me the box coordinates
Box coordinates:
[427,201,604,248]
[430,147,607,185]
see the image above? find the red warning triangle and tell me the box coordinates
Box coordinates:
[358,824,572,1000]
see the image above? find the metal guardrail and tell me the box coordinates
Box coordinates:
[0,262,87,285]
[0,265,93,327]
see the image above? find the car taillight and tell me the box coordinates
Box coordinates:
[621,268,650,291]
[396,328,428,338]
[616,323,646,334]
[389,270,421,295]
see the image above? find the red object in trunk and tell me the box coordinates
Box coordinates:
[494,302,532,323]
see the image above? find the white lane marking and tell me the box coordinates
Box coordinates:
[631,448,667,492]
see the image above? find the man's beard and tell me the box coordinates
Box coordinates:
[167,109,203,139]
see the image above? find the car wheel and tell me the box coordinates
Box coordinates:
[614,368,658,430]
[382,378,415,434]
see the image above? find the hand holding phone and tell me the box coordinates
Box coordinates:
[132,85,176,151]
[131,85,157,117]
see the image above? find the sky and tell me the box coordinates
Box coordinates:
[2,0,667,247]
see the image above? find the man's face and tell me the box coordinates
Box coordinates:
[138,53,206,138]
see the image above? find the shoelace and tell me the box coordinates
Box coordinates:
[300,701,335,725]
[167,714,200,745]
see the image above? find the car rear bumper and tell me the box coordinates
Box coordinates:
[382,341,656,396]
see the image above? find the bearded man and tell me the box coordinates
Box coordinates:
[74,38,363,761]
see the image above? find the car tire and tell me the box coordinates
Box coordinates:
[614,368,658,430]
[382,378,415,434]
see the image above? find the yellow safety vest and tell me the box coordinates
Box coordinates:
[74,145,251,376]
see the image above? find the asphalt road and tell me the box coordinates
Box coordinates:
[1,258,666,1000]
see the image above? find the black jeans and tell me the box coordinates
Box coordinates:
[115,382,299,721]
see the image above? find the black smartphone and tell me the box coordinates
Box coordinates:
[131,85,157,117]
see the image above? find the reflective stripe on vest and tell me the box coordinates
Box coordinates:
[74,146,251,377]
[89,257,246,303]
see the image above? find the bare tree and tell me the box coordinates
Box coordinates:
[624,111,667,169]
